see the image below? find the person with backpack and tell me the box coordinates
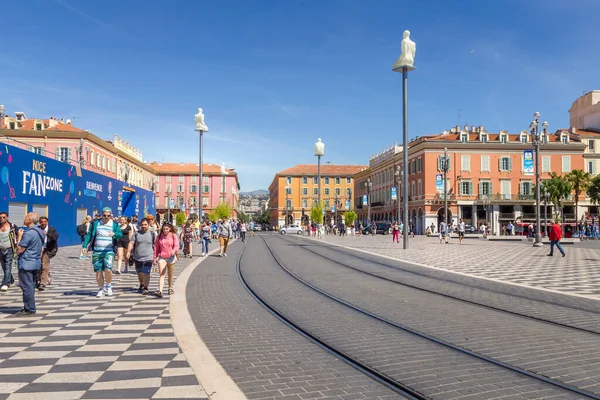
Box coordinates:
[153,223,178,297]
[0,211,19,292]
[127,217,155,295]
[82,207,123,298]
[38,216,58,291]
[77,216,91,260]
[15,212,45,315]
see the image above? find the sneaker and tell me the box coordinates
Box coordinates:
[114,270,121,275]
[142,288,149,295]
[79,255,86,260]
[0,285,7,292]
[14,309,35,316]
[201,253,205,257]
[224,253,227,257]
[562,253,566,257]
[219,254,223,257]
[38,284,46,291]
[138,284,144,293]
[96,289,105,298]
[106,286,113,296]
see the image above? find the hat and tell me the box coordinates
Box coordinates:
[102,207,112,214]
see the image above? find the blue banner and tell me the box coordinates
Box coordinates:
[524,149,534,175]
[345,200,349,210]
[362,194,367,205]
[391,186,397,200]
[0,143,156,246]
[436,174,443,191]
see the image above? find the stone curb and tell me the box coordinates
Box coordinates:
[171,239,247,400]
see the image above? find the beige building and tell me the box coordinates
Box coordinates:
[569,90,600,131]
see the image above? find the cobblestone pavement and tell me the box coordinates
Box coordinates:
[304,233,600,300]
[0,244,207,400]
[186,237,403,400]
[269,235,600,397]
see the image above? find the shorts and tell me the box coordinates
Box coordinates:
[458,232,464,238]
[92,251,114,272]
[135,260,153,275]
[158,255,177,264]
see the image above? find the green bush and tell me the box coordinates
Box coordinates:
[176,212,187,226]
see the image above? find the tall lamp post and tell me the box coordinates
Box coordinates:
[544,191,549,237]
[285,183,291,226]
[529,112,548,247]
[393,30,416,249]
[314,138,325,206]
[443,147,450,229]
[394,166,401,222]
[365,178,372,225]
[195,108,208,219]
[221,163,227,203]
[483,195,490,235]
[166,186,172,224]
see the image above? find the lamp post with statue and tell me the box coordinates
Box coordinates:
[195,108,209,219]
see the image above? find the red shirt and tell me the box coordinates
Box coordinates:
[549,224,562,241]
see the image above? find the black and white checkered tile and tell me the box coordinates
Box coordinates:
[0,245,207,400]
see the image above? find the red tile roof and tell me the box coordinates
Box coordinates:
[147,162,237,175]
[277,164,367,176]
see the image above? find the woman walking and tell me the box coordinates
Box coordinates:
[115,217,133,274]
[201,220,211,256]
[392,221,400,243]
[153,223,179,297]
[180,221,195,258]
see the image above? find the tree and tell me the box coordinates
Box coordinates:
[239,211,250,223]
[212,202,231,221]
[566,169,591,224]
[587,175,600,206]
[344,211,357,227]
[255,209,270,225]
[176,211,187,226]
[543,172,572,222]
[310,203,323,224]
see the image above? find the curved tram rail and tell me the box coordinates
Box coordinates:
[246,235,600,400]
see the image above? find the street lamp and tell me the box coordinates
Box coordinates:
[195,108,209,220]
[221,163,227,203]
[0,105,6,128]
[544,191,550,237]
[529,112,548,247]
[166,186,172,224]
[285,183,291,226]
[365,178,372,225]
[443,147,450,229]
[482,195,490,235]
[394,166,401,222]
[393,30,416,249]
[314,138,325,206]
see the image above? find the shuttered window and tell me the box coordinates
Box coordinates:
[460,181,473,195]
[461,155,471,172]
[437,155,451,171]
[479,181,492,196]
[481,156,490,172]
[542,156,551,172]
[562,156,571,173]
[499,156,512,172]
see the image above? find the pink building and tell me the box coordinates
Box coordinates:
[148,162,240,219]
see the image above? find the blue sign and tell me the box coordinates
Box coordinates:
[524,149,534,175]
[436,174,444,191]
[332,206,335,212]
[345,200,349,210]
[362,194,368,204]
[0,143,156,246]
[182,202,186,211]
[391,186,397,200]
[170,199,175,208]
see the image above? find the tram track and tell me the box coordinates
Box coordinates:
[238,234,600,400]
[278,234,600,336]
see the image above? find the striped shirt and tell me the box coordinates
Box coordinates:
[94,220,114,252]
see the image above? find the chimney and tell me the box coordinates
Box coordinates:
[478,126,484,132]
[570,127,577,134]
[471,125,475,132]
[455,125,460,132]
[48,117,58,128]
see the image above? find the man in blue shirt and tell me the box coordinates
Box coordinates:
[15,212,44,316]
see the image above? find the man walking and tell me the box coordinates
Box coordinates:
[127,218,155,295]
[38,216,58,291]
[439,220,448,244]
[0,211,18,292]
[83,207,123,298]
[15,213,44,316]
[547,221,566,257]
[218,216,232,257]
[458,218,465,245]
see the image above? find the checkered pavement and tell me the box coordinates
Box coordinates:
[0,245,207,400]
[311,234,600,300]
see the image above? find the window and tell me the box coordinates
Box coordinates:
[203,185,209,193]
[191,176,196,183]
[179,175,184,183]
[479,181,492,196]
[164,197,169,208]
[155,183,160,192]
[499,156,512,172]
[286,176,292,184]
[9,122,16,129]
[90,151,95,166]
[588,161,597,175]
[28,146,44,155]
[460,181,473,195]
[203,176,209,183]
[481,155,490,172]
[301,200,308,208]
[480,133,488,142]
[542,156,551,173]
[346,177,351,184]
[285,187,292,195]
[324,177,330,184]
[301,188,307,195]
[324,188,330,195]
[589,140,595,151]
[313,188,318,195]
[286,200,292,209]
[335,188,341,195]
[461,155,471,172]
[312,177,318,184]
[417,180,422,196]
[460,133,468,143]
[500,134,508,144]
[35,123,43,131]
[521,134,528,143]
[437,155,451,171]
[190,185,197,193]
[325,200,331,208]
[501,180,511,196]
[562,156,571,173]
[561,133,569,144]
[411,182,416,198]
[520,181,532,195]
[166,175,171,183]
[96,154,101,167]
[416,158,422,173]
[302,176,308,184]
[176,185,183,193]
[203,197,209,206]
[56,147,71,163]
[335,177,340,184]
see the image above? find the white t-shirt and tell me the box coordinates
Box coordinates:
[459,222,465,233]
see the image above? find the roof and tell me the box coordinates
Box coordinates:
[573,128,600,137]
[277,164,367,176]
[411,128,582,145]
[4,117,86,132]
[147,162,238,176]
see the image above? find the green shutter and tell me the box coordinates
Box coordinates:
[508,157,513,171]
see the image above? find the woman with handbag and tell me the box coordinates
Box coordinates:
[153,223,179,297]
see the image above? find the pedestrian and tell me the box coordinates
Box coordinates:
[0,211,18,292]
[77,216,92,260]
[249,220,255,237]
[131,215,140,232]
[240,221,247,242]
[392,221,400,243]
[458,218,465,245]
[218,216,232,257]
[439,220,448,244]
[507,221,514,236]
[430,223,435,234]
[547,221,566,257]
[38,216,58,291]
[115,216,133,274]
[15,212,45,315]
[153,223,179,297]
[180,221,195,258]
[201,220,211,256]
[147,215,159,233]
[127,218,155,295]
[82,207,123,298]
[232,220,238,239]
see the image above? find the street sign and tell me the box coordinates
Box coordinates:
[182,203,186,211]
[391,186,397,200]
[345,200,349,209]
[362,194,367,204]
[332,206,336,212]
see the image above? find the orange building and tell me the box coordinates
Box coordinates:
[354,125,586,235]
[269,164,367,228]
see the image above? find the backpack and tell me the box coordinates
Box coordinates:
[77,223,87,238]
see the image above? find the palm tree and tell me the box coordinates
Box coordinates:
[566,169,591,224]
[543,172,573,223]
[587,175,600,206]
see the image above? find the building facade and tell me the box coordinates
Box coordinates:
[569,90,600,131]
[268,164,367,228]
[148,162,240,220]
[0,108,157,191]
[354,125,587,235]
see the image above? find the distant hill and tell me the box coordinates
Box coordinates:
[240,189,269,196]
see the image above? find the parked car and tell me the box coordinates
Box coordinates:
[280,224,303,235]
[254,225,262,231]
[362,222,392,235]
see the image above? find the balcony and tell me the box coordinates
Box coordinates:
[371,201,384,207]
[476,194,535,202]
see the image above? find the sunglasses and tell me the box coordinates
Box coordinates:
[102,214,111,218]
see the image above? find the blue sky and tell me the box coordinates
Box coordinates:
[2,0,599,191]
